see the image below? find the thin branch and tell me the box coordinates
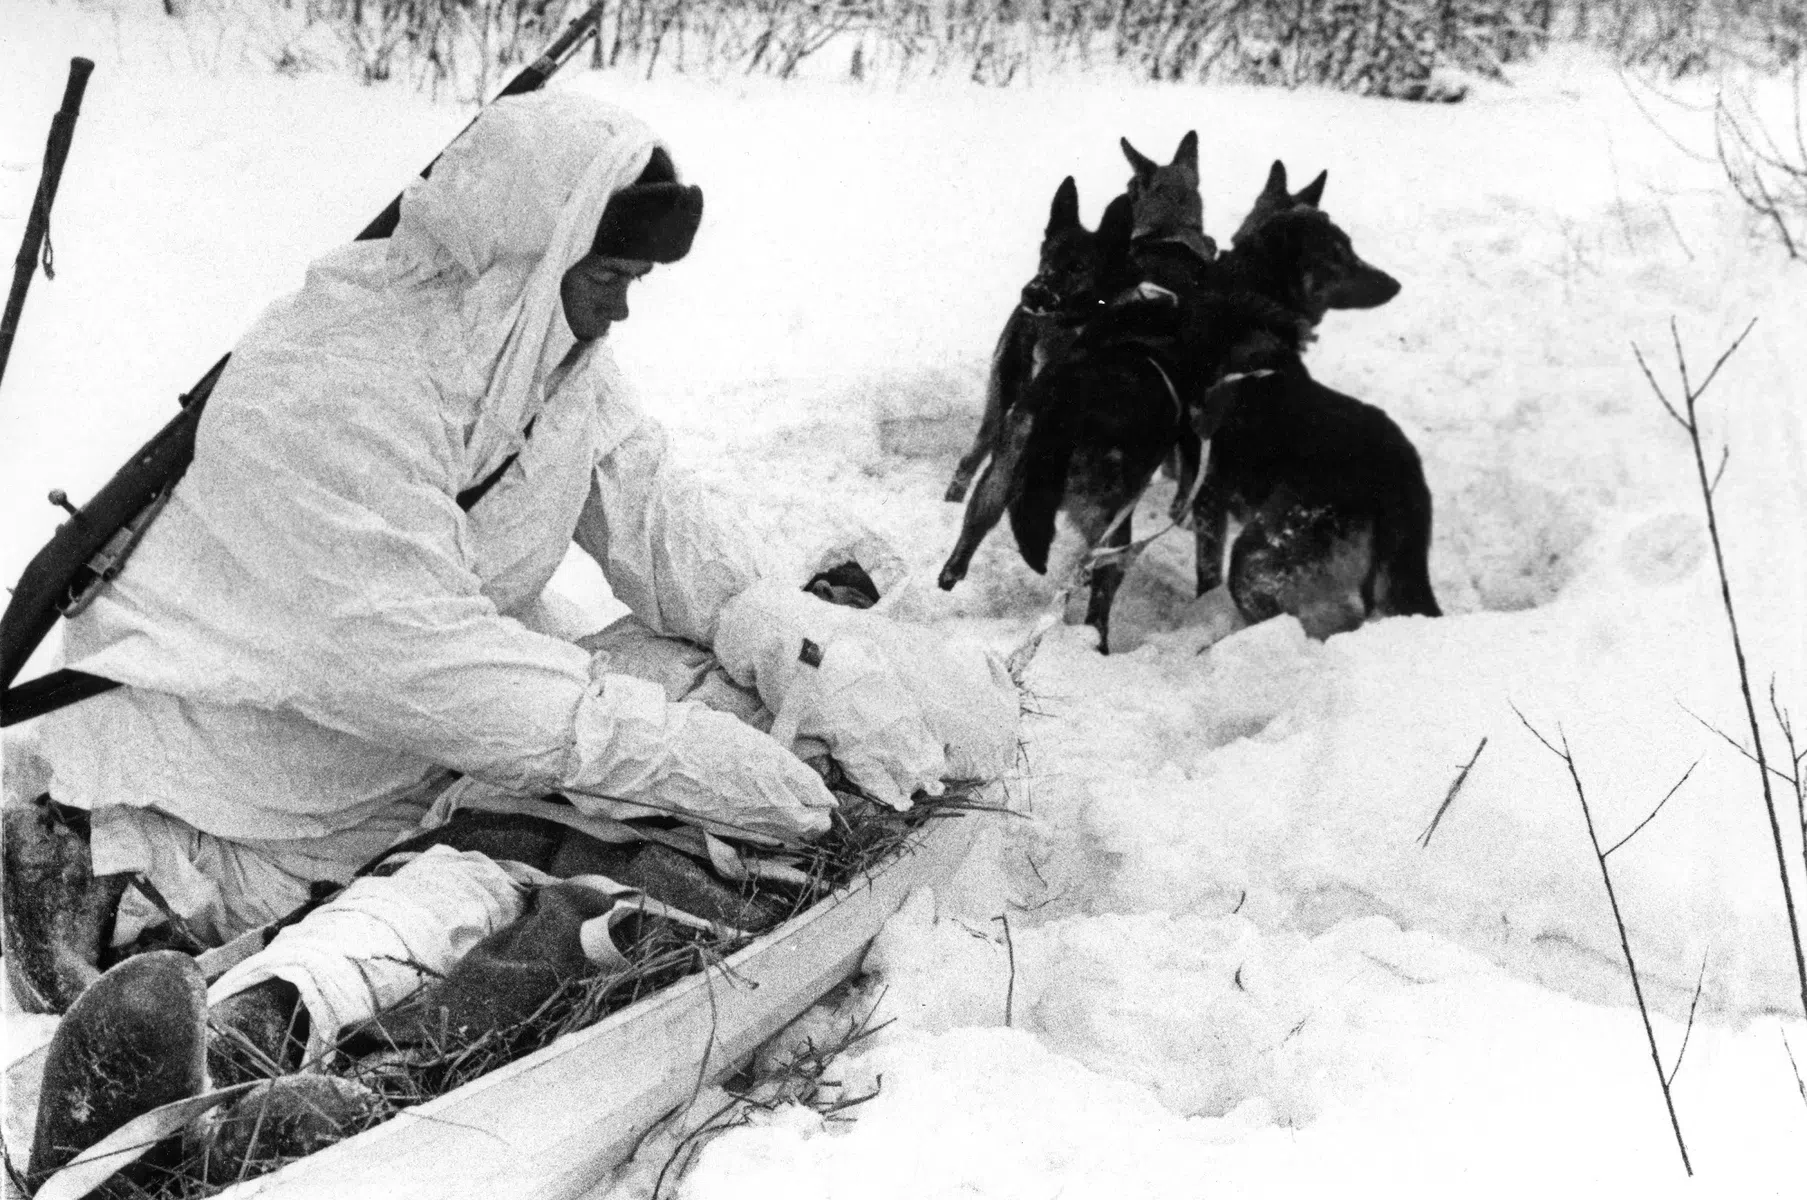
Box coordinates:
[1784,1029,1807,1111]
[1681,703,1798,788]
[1418,737,1489,849]
[1689,318,1759,402]
[1670,318,1694,400]
[1769,682,1807,852]
[1604,760,1697,858]
[1513,704,1693,1176]
[1632,341,1685,429]
[993,912,1017,1028]
[1665,951,1710,1089]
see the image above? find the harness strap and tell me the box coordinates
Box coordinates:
[1144,353,1183,421]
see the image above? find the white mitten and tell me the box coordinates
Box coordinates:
[710,580,834,714]
[771,637,947,810]
[563,673,835,841]
[713,581,1020,806]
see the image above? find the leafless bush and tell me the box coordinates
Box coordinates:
[1556,0,1803,77]
[1714,63,1807,258]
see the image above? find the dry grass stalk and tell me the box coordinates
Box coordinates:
[651,994,893,1199]
[1418,736,1490,848]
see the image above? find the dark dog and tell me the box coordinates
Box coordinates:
[1120,131,1214,263]
[1186,172,1438,638]
[939,135,1224,651]
[946,177,1122,503]
[937,198,1199,653]
[947,134,1212,504]
[939,156,1428,652]
[1230,159,1327,248]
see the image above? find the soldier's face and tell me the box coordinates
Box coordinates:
[560,255,654,341]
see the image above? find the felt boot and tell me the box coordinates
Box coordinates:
[28,950,207,1184]
[2,795,129,1014]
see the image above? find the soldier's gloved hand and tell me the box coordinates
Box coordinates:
[712,582,953,809]
[562,674,835,840]
[657,702,839,838]
[772,637,947,811]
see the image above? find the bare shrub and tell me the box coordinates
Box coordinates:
[1714,63,1807,258]
[1556,0,1803,76]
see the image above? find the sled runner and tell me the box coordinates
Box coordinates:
[3,796,981,1200]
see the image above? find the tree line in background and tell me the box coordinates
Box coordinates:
[203,1,1803,94]
[152,0,1807,255]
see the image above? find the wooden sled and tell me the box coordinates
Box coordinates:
[3,802,980,1199]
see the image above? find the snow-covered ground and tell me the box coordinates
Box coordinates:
[3,2,1805,1196]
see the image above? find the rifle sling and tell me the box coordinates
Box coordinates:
[1,669,117,727]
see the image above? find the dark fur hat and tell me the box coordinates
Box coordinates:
[592,148,703,263]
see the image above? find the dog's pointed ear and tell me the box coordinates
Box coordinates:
[1047,176,1081,234]
[1172,131,1199,173]
[1096,192,1134,270]
[1262,160,1289,197]
[1295,169,1327,208]
[1121,137,1157,179]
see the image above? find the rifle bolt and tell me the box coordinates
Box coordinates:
[48,489,81,519]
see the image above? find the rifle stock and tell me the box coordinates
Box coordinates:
[0,3,606,726]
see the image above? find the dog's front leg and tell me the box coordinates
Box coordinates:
[1084,515,1132,655]
[1193,477,1229,596]
[1168,435,1201,526]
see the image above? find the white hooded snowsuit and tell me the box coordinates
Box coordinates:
[36,93,846,946]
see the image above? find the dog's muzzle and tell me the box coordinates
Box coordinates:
[1020,279,1061,315]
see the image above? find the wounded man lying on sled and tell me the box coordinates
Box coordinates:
[2,91,1018,1183]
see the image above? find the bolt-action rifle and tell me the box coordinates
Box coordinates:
[0,3,608,727]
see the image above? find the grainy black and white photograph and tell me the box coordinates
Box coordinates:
[1,1,1803,1196]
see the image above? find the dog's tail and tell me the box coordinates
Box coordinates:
[948,308,1033,504]
[940,406,1038,589]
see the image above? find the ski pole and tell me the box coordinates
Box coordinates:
[0,56,95,391]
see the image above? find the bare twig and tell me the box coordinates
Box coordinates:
[1770,682,1807,854]
[1784,1029,1807,1110]
[1513,704,1693,1176]
[1604,761,1697,858]
[1418,737,1489,849]
[1636,319,1807,1023]
[654,994,893,1198]
[1665,951,1710,1089]
[1680,703,1798,788]
[993,912,1017,1028]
